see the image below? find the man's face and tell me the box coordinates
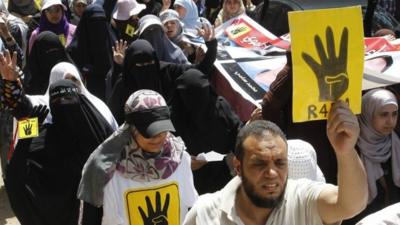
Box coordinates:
[235,133,288,208]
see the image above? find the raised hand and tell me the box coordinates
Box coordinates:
[29,104,49,126]
[138,191,170,225]
[302,26,349,101]
[197,19,215,42]
[112,39,128,65]
[326,100,359,155]
[0,50,18,81]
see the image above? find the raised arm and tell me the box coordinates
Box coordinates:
[317,101,368,224]
[0,50,32,119]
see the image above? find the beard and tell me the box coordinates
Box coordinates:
[241,171,287,208]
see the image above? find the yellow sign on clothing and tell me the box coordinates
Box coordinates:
[58,34,66,46]
[18,117,39,139]
[125,182,180,225]
[288,6,364,122]
[125,24,136,37]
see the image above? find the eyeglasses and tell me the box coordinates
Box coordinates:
[46,5,62,14]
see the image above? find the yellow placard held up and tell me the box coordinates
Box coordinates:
[125,182,180,225]
[288,6,364,122]
[18,118,39,139]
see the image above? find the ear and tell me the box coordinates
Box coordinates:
[233,156,242,177]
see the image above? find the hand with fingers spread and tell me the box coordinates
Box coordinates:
[326,100,359,154]
[302,26,349,101]
[0,50,18,81]
[112,39,128,65]
[29,104,49,126]
[138,191,170,225]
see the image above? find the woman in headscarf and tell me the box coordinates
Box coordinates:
[108,25,217,125]
[173,0,199,30]
[214,0,245,27]
[170,68,242,194]
[356,88,400,215]
[138,14,189,64]
[25,31,73,95]
[2,79,114,225]
[78,89,197,225]
[28,0,76,53]
[67,4,115,101]
[159,9,200,62]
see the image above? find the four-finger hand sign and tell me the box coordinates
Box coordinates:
[302,26,349,102]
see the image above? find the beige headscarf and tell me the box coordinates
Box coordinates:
[216,0,245,24]
[357,88,400,203]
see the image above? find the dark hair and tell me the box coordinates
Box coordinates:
[234,120,287,160]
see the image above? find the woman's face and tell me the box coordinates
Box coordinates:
[174,5,186,19]
[372,104,398,135]
[134,131,168,153]
[74,2,86,17]
[44,5,63,24]
[225,0,241,14]
[164,20,178,38]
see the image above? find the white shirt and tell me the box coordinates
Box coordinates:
[183,176,334,225]
[356,203,400,225]
[102,151,198,225]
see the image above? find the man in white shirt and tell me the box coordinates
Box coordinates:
[183,101,368,225]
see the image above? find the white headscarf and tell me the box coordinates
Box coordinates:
[357,88,400,203]
[287,139,326,182]
[28,62,119,130]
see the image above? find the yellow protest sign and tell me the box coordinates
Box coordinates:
[125,24,136,37]
[289,6,364,122]
[18,118,39,139]
[125,182,179,225]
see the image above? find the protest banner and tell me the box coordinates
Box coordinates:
[289,6,364,122]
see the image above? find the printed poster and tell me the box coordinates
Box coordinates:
[125,182,180,225]
[289,6,364,122]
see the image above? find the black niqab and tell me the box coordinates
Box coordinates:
[171,69,243,194]
[67,4,115,100]
[26,31,73,95]
[5,80,113,225]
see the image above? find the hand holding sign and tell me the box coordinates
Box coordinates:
[302,26,349,101]
[138,191,170,225]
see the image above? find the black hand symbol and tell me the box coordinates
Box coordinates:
[138,191,170,225]
[302,26,349,101]
[23,123,32,135]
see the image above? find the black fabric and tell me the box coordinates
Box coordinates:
[171,69,242,194]
[138,0,162,17]
[5,80,113,225]
[81,202,103,225]
[125,107,170,125]
[108,39,217,125]
[25,31,73,95]
[67,4,115,100]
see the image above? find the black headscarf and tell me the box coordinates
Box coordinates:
[26,31,73,95]
[108,39,162,124]
[67,4,115,100]
[5,80,113,225]
[171,69,242,194]
[138,0,162,17]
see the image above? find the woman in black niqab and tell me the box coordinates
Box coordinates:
[171,68,243,194]
[5,80,113,225]
[67,4,115,100]
[25,31,73,95]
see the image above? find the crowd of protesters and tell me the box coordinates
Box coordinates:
[0,0,399,224]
